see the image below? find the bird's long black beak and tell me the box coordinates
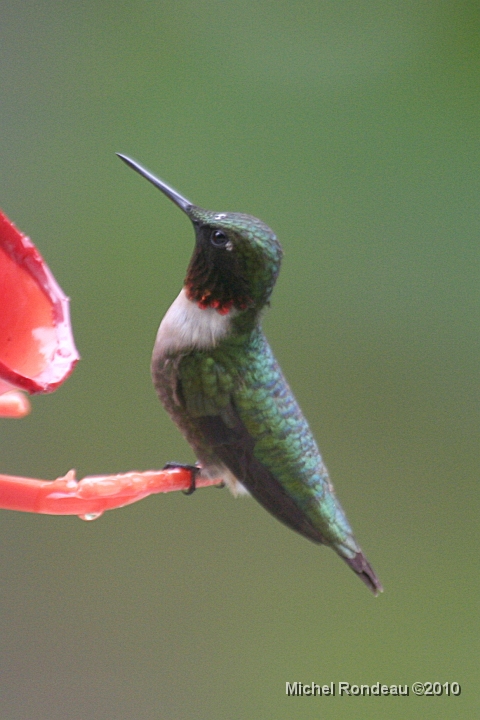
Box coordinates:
[116,153,193,215]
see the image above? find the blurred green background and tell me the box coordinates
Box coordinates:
[0,1,478,718]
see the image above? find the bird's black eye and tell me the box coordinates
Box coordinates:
[210,229,228,248]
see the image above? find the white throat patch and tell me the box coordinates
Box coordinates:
[153,288,235,358]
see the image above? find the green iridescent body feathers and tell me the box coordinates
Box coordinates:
[159,325,361,559]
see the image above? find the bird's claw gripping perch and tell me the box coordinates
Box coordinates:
[162,463,201,495]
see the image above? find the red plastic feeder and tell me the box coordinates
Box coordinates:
[0,210,79,397]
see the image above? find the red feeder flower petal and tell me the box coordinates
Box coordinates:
[0,210,79,395]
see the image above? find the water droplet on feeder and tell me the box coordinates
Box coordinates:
[79,512,103,521]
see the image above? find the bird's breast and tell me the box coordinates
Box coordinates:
[152,287,236,360]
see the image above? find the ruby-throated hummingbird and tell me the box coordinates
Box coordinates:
[118,153,382,595]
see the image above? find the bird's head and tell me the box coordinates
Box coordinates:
[118,154,283,316]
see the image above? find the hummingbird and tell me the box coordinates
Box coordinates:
[118,153,382,595]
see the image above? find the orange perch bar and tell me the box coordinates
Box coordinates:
[0,468,221,518]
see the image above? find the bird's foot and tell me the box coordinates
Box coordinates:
[162,462,201,495]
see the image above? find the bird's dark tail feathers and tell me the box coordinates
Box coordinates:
[343,551,383,596]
